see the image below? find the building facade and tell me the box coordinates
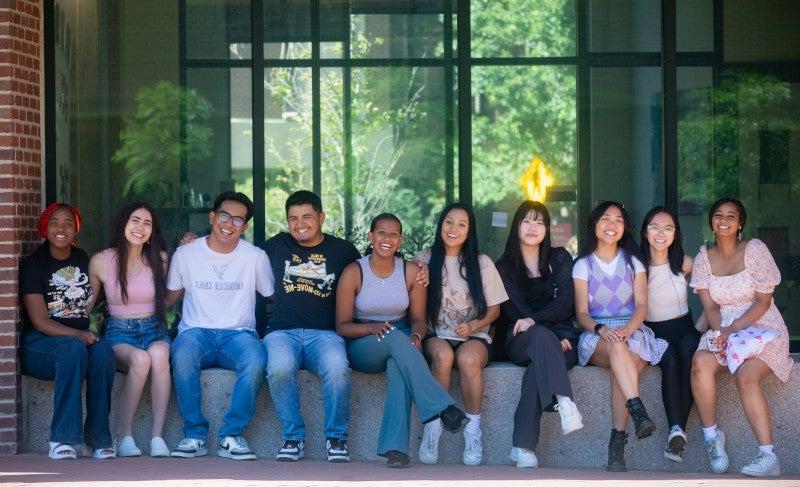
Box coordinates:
[0,0,798,453]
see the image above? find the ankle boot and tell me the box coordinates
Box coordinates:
[626,397,656,439]
[606,429,628,472]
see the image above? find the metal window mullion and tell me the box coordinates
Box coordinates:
[576,0,591,242]
[312,0,321,194]
[343,8,353,238]
[456,0,471,205]
[662,0,678,211]
[443,0,454,203]
[252,0,266,245]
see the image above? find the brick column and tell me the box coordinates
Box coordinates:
[0,0,43,454]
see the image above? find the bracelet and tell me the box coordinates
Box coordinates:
[594,323,605,334]
[411,332,423,341]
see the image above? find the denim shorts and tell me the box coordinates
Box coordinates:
[104,316,171,350]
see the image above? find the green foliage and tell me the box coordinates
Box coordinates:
[112,81,214,207]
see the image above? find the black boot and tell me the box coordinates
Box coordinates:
[626,397,656,439]
[606,429,628,472]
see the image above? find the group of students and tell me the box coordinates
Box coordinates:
[18,190,790,478]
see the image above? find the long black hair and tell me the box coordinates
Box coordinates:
[364,212,403,256]
[497,201,553,288]
[577,201,641,271]
[426,203,487,326]
[639,206,685,276]
[109,202,167,326]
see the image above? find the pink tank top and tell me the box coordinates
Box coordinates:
[102,248,157,317]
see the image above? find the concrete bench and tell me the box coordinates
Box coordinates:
[20,360,800,473]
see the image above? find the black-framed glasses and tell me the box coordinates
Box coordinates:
[216,211,246,228]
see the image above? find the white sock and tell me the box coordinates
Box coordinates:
[465,413,481,433]
[426,418,443,436]
[758,444,775,456]
[555,395,571,407]
[702,425,718,442]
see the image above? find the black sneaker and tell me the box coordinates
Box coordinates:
[439,405,469,434]
[326,438,350,463]
[606,429,628,472]
[385,450,410,468]
[276,440,304,462]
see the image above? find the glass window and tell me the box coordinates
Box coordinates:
[676,0,713,52]
[588,0,661,53]
[263,68,314,236]
[677,67,800,339]
[471,0,576,58]
[186,0,251,60]
[264,0,312,60]
[590,67,662,228]
[723,0,800,62]
[472,66,577,258]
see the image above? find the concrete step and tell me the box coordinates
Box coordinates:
[20,360,800,473]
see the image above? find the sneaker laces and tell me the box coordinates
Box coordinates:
[465,432,481,453]
[750,451,775,467]
[706,435,724,459]
[230,436,248,450]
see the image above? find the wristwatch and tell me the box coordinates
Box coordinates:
[594,323,605,334]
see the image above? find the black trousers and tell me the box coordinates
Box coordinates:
[646,314,700,430]
[506,325,577,449]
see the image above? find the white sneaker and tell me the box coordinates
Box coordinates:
[418,422,442,464]
[704,430,729,474]
[664,426,687,463]
[115,436,141,457]
[462,428,482,466]
[171,438,208,458]
[509,447,538,468]
[741,451,781,477]
[553,397,583,435]
[92,447,117,459]
[217,436,257,460]
[150,437,170,458]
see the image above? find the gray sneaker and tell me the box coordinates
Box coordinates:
[741,451,781,477]
[171,438,208,458]
[704,430,729,474]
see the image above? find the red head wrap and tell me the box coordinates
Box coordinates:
[38,202,82,245]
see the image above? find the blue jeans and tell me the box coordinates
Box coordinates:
[347,322,454,455]
[104,315,171,350]
[263,329,350,441]
[170,327,267,440]
[20,330,115,448]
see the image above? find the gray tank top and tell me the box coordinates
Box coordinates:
[354,255,409,322]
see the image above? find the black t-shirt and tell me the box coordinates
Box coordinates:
[19,243,93,332]
[263,232,360,332]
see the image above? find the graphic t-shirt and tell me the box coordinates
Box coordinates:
[415,249,508,343]
[167,237,274,332]
[19,243,93,331]
[264,232,360,332]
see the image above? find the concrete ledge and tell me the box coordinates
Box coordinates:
[20,361,800,473]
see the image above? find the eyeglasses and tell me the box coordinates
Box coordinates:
[646,224,675,234]
[216,211,246,228]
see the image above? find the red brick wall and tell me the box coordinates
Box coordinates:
[0,0,43,455]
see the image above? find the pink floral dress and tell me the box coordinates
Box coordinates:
[690,239,792,382]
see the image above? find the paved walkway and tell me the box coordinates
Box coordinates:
[1,455,799,486]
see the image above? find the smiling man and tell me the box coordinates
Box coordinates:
[262,190,360,463]
[166,191,274,461]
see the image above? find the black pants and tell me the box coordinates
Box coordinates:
[506,325,577,449]
[646,314,700,430]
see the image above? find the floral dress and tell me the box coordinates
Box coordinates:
[690,239,792,382]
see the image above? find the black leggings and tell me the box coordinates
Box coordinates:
[646,314,700,430]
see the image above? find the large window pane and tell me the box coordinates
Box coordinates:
[472,66,577,258]
[186,0,251,60]
[264,0,312,60]
[590,67,662,228]
[185,68,254,240]
[676,0,713,52]
[263,68,313,236]
[588,0,660,53]
[322,67,449,255]
[723,0,800,62]
[471,0,576,58]
[678,68,800,339]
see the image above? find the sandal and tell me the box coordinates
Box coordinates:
[48,442,77,460]
[92,447,117,459]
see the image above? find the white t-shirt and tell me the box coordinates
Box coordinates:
[572,251,645,281]
[167,237,274,332]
